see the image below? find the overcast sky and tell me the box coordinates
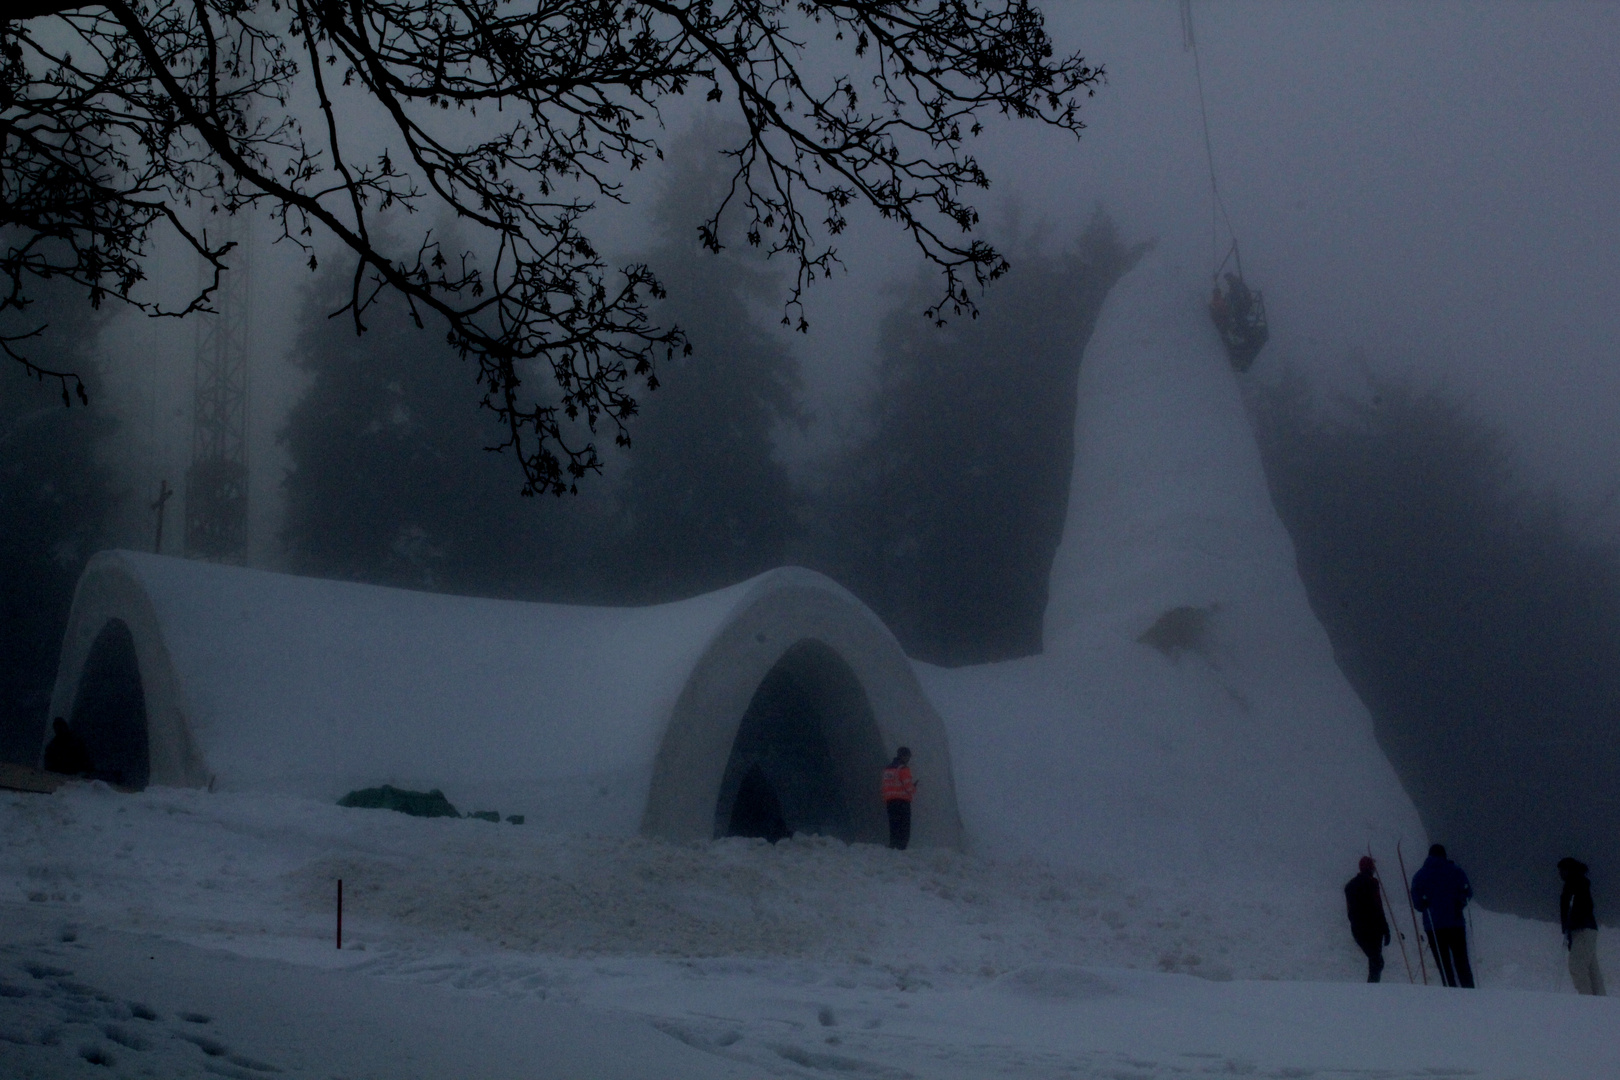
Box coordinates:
[985,1,1620,515]
[101,2,1620,552]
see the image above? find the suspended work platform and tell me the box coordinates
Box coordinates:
[1208,272,1269,373]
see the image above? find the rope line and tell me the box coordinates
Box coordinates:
[1180,0,1237,280]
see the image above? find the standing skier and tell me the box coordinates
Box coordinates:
[1411,844,1475,988]
[881,747,917,850]
[1558,857,1606,996]
[1345,856,1391,982]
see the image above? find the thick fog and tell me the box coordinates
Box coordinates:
[68,1,1620,543]
[990,2,1619,507]
[6,2,1619,915]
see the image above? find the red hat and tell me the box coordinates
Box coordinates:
[1359,855,1376,874]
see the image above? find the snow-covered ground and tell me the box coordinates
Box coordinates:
[2,783,1614,1078]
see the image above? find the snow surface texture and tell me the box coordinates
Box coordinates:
[922,250,1425,888]
[2,785,1614,1079]
[49,554,963,847]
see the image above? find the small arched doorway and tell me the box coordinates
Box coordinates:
[714,640,888,843]
[65,618,150,790]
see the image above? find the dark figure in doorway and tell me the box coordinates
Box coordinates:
[1345,855,1391,982]
[881,747,917,850]
[728,763,790,843]
[1412,844,1474,988]
[42,717,92,777]
[1558,857,1606,996]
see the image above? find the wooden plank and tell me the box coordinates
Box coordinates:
[0,762,65,794]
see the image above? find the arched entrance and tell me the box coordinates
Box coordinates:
[66,619,150,790]
[714,640,888,843]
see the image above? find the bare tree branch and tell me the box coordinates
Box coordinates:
[2,0,1101,494]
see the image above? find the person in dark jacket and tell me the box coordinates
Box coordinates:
[1558,857,1605,996]
[41,717,92,777]
[1345,855,1391,982]
[1411,843,1474,988]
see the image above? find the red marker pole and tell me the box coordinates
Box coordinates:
[336,879,343,950]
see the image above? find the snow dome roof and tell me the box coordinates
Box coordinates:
[48,552,964,848]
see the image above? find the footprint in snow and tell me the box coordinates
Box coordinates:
[771,1041,914,1078]
[102,1022,152,1050]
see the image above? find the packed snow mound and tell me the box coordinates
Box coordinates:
[921,250,1425,884]
[1044,254,1296,649]
[48,552,963,847]
[5,785,1595,994]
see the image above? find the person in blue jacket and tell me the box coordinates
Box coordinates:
[1411,843,1475,988]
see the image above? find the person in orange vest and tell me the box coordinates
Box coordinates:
[881,747,918,850]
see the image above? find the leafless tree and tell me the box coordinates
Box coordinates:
[3,0,1101,493]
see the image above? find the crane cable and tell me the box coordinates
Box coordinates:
[1180,0,1240,281]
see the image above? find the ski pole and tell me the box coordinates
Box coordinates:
[1371,845,1414,983]
[1396,840,1429,986]
[1466,903,1478,986]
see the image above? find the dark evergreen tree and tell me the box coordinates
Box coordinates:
[816,212,1144,665]
[1248,368,1620,915]
[0,284,113,763]
[281,122,806,608]
[609,127,803,602]
[279,260,603,600]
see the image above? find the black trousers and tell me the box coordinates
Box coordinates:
[885,799,911,850]
[1353,932,1386,983]
[1432,926,1474,988]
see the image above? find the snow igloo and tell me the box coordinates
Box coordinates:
[46,552,964,848]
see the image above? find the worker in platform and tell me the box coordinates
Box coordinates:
[1222,271,1254,326]
[1208,283,1228,329]
[881,747,918,850]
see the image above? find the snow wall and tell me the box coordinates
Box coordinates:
[919,250,1427,884]
[47,552,964,848]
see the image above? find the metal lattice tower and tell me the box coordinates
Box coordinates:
[185,216,251,560]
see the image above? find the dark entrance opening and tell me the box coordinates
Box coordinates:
[715,640,886,843]
[66,619,150,790]
[727,763,790,843]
